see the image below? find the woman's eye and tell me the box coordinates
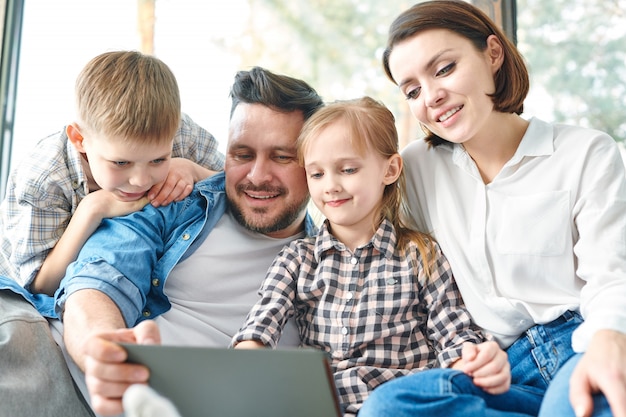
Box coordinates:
[405,87,421,100]
[436,62,456,77]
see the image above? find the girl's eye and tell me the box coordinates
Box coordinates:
[343,167,357,174]
[405,86,421,100]
[309,172,323,179]
[436,62,456,77]
[113,161,129,167]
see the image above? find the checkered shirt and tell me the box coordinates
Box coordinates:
[233,219,485,415]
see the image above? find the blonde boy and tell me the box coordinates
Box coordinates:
[0,51,223,295]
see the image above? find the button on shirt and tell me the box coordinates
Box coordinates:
[401,117,626,351]
[233,219,485,415]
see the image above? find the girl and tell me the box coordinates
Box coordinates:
[233,96,511,416]
[360,1,626,417]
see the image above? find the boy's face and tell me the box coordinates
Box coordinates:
[69,126,173,201]
[225,103,309,239]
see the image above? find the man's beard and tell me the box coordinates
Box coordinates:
[227,194,310,235]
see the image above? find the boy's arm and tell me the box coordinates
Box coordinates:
[31,191,149,295]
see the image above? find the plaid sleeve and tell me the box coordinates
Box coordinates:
[232,242,303,348]
[421,243,486,367]
[1,168,74,288]
[171,113,225,171]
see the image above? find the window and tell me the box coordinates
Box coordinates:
[2,0,623,196]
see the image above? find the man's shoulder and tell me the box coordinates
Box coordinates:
[194,171,226,193]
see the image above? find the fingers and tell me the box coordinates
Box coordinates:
[569,371,594,417]
[84,339,150,415]
[471,360,511,394]
[149,179,193,207]
[462,341,501,375]
[133,320,162,345]
[570,362,626,417]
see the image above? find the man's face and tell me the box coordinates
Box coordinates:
[225,103,309,238]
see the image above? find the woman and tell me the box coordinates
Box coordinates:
[359,1,626,416]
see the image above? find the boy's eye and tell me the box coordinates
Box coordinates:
[309,172,323,179]
[113,161,129,167]
[343,167,357,174]
[151,158,166,164]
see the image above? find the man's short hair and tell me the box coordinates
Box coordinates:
[229,67,324,121]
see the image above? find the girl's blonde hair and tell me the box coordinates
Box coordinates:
[297,96,436,275]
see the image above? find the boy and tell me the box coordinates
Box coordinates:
[0,50,224,296]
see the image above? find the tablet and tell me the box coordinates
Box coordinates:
[122,344,342,417]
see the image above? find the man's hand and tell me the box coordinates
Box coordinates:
[453,341,511,395]
[84,321,161,416]
[570,329,626,417]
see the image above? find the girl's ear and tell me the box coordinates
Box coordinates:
[485,34,505,74]
[383,153,403,185]
[66,123,86,152]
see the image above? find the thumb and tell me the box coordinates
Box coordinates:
[462,343,479,362]
[134,320,161,345]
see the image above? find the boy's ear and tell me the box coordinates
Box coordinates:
[66,123,86,152]
[383,153,403,185]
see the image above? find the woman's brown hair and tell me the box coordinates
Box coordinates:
[383,0,529,146]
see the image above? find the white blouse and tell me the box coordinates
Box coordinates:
[401,117,626,351]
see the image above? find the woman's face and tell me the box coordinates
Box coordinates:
[388,28,503,145]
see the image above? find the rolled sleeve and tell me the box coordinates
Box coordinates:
[56,258,145,327]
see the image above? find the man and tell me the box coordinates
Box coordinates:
[1,67,323,417]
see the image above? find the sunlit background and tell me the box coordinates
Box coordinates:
[8,0,626,168]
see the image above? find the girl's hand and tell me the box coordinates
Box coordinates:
[459,341,511,394]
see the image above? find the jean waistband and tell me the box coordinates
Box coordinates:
[525,310,582,347]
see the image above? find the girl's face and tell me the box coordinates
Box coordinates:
[303,120,399,245]
[387,28,503,145]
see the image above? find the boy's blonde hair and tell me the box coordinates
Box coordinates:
[297,96,436,275]
[75,51,181,144]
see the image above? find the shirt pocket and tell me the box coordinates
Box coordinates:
[496,190,570,256]
[363,275,418,325]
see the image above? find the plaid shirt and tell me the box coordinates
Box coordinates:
[0,113,224,288]
[233,219,485,416]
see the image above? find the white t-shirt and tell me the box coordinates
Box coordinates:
[401,117,626,351]
[156,208,304,347]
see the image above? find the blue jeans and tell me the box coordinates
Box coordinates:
[359,311,612,417]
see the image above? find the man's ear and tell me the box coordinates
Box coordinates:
[66,123,86,152]
[383,153,403,185]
